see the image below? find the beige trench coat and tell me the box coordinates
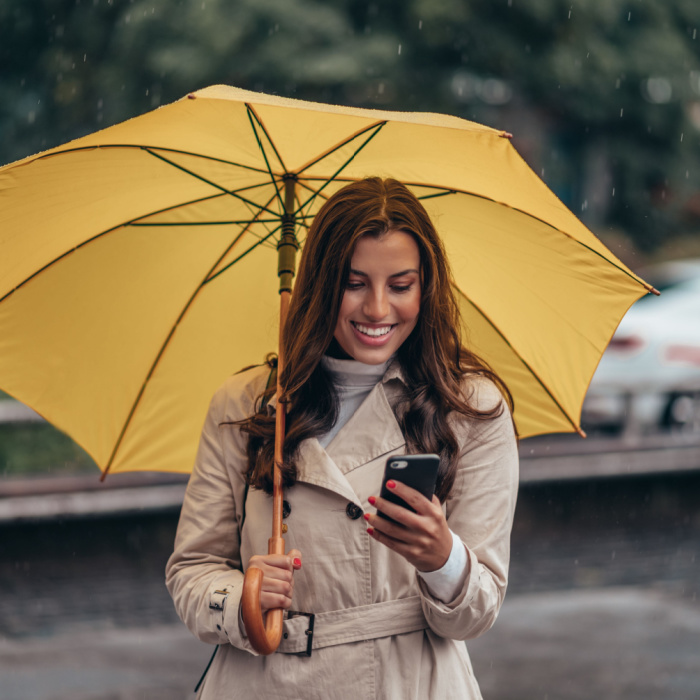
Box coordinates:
[166,362,519,699]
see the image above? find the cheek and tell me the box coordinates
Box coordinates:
[403,292,421,324]
[334,293,352,335]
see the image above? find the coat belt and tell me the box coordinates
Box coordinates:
[276,596,428,654]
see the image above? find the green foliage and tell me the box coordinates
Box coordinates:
[0,422,96,477]
[1,0,699,250]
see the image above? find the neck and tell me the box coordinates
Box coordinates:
[325,338,354,361]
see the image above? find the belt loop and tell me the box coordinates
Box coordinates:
[286,610,315,656]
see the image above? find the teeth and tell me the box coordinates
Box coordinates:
[354,323,392,337]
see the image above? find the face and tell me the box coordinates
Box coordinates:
[333,229,421,365]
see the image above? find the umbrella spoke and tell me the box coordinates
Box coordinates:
[295,122,386,214]
[101,192,281,478]
[203,226,281,286]
[245,105,289,179]
[145,149,282,218]
[32,144,272,176]
[245,107,286,213]
[294,121,387,175]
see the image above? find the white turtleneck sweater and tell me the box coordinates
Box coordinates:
[320,356,468,604]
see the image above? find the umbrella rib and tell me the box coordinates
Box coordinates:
[101,192,280,479]
[132,215,315,227]
[144,149,282,218]
[298,175,652,294]
[245,104,288,175]
[293,120,388,174]
[28,144,272,175]
[296,122,387,214]
[455,288,584,436]
[0,191,245,303]
[245,107,285,212]
[203,226,281,286]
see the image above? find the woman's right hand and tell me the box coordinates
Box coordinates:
[247,548,302,614]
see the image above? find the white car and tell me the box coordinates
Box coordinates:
[582,260,700,435]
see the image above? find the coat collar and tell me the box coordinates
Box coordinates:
[280,359,408,504]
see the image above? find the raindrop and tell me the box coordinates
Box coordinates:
[568,10,571,19]
[378,82,385,95]
[508,0,512,6]
[612,187,615,197]
[398,44,402,55]
[581,199,588,211]
[642,77,672,103]
[694,29,697,40]
[28,111,35,125]
[418,20,422,30]
[611,550,616,560]
[620,108,624,117]
[681,133,684,142]
[615,78,621,89]
[686,170,689,179]
[83,54,87,62]
[628,11,631,21]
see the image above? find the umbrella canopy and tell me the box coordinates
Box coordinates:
[0,85,653,477]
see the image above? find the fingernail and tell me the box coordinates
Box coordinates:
[368,496,376,505]
[293,558,301,567]
[363,513,370,521]
[367,527,374,535]
[387,480,396,489]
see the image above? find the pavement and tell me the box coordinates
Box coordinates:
[1,584,698,700]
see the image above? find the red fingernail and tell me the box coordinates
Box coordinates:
[368,496,376,505]
[363,513,370,521]
[367,527,374,535]
[387,480,396,489]
[293,558,301,567]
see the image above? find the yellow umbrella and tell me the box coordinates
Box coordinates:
[0,84,654,653]
[0,85,653,476]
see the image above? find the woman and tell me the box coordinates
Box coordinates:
[166,178,519,699]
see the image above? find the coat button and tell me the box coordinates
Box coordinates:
[345,503,363,520]
[283,500,291,519]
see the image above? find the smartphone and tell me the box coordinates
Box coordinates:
[377,454,440,522]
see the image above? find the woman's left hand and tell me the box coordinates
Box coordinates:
[365,480,453,572]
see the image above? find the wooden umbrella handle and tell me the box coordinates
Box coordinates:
[241,289,291,655]
[240,535,286,655]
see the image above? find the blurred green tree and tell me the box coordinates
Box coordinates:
[1,0,699,252]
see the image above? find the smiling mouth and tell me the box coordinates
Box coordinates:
[351,322,396,338]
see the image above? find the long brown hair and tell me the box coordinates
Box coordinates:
[238,177,512,501]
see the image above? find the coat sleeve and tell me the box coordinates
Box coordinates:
[165,375,262,655]
[417,378,519,640]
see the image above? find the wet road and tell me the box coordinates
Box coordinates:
[1,472,699,699]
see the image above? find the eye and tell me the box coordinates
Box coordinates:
[391,283,414,293]
[346,280,364,290]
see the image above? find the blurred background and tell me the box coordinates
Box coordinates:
[1,1,699,698]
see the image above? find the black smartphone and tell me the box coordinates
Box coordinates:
[377,454,440,522]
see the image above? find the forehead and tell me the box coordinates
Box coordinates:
[350,230,421,269]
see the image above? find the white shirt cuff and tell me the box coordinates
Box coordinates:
[417,529,469,603]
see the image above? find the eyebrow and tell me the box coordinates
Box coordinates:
[349,268,420,278]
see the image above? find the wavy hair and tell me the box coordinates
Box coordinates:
[238,178,513,501]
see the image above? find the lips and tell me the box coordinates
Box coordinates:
[350,321,397,346]
[352,322,395,337]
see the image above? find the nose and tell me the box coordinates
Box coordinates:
[363,287,389,320]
